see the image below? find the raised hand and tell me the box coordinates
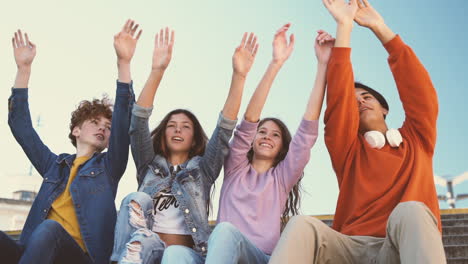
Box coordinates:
[354,0,384,30]
[12,30,36,69]
[272,23,294,64]
[114,19,142,64]
[315,30,335,65]
[322,0,358,26]
[152,27,174,71]
[233,32,258,78]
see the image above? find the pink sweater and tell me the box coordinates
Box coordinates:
[217,118,318,254]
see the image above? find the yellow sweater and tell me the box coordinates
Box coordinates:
[48,155,90,252]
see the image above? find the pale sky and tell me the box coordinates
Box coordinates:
[1,0,467,218]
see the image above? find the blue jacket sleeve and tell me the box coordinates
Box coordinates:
[104,81,135,185]
[8,88,57,176]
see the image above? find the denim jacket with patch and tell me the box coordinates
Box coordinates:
[8,82,135,263]
[129,104,236,255]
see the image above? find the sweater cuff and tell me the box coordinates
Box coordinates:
[299,119,319,135]
[384,35,404,55]
[132,103,153,118]
[11,88,29,98]
[238,118,259,133]
[329,48,351,65]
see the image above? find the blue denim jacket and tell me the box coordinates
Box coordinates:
[8,81,135,263]
[129,104,236,255]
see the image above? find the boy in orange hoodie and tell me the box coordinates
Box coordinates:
[269,0,446,263]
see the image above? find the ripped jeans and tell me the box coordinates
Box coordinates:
[111,192,166,264]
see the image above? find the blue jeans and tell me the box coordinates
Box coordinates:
[0,220,91,264]
[205,222,270,264]
[161,245,205,264]
[111,192,166,264]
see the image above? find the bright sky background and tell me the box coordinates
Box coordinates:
[0,0,467,218]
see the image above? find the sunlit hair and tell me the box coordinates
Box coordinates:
[68,96,113,148]
[150,109,213,214]
[247,117,303,231]
[150,109,208,160]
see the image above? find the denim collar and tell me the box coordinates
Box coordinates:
[152,155,198,177]
[55,152,99,167]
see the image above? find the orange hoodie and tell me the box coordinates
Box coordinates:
[324,35,441,237]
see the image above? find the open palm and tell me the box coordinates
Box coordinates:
[233,32,258,77]
[272,23,294,64]
[354,0,384,29]
[322,0,358,25]
[12,30,36,68]
[114,19,142,64]
[152,27,174,71]
[314,30,335,65]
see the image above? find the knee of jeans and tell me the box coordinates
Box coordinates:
[30,220,63,244]
[162,245,194,262]
[124,193,151,229]
[210,222,240,243]
[121,240,143,264]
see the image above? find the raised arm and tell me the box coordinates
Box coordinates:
[8,30,57,176]
[200,33,257,184]
[354,0,395,45]
[322,0,360,178]
[130,27,174,178]
[355,0,437,151]
[114,19,142,83]
[275,31,334,192]
[304,30,335,121]
[105,20,139,183]
[222,32,258,120]
[244,23,294,122]
[136,27,174,107]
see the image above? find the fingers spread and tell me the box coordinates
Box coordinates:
[136,29,142,40]
[18,30,25,46]
[246,32,254,48]
[164,27,169,45]
[169,30,175,47]
[159,28,164,46]
[289,33,295,47]
[252,43,259,57]
[240,32,248,48]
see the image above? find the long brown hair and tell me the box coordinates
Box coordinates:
[150,109,208,159]
[246,117,303,231]
[150,109,215,215]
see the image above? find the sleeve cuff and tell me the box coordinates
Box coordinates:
[329,48,351,64]
[11,88,29,98]
[116,80,134,96]
[217,112,237,130]
[299,119,319,135]
[384,35,405,55]
[237,117,259,133]
[132,103,153,118]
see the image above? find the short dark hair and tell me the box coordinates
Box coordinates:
[68,96,113,147]
[355,82,389,114]
[150,109,208,160]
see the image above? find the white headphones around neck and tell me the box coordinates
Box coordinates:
[364,129,403,149]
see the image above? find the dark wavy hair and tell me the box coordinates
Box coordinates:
[150,109,212,214]
[68,96,113,148]
[247,117,303,231]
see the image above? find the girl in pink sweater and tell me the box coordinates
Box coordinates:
[204,24,335,264]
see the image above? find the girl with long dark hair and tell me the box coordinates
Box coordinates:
[110,28,259,264]
[205,24,335,263]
